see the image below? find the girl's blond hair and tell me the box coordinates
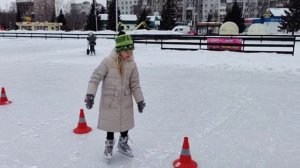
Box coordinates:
[117,55,125,78]
[116,50,133,78]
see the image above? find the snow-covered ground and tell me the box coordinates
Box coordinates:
[0,37,299,168]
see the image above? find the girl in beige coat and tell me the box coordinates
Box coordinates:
[85,31,145,160]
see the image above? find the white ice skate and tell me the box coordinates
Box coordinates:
[117,136,133,157]
[104,139,114,161]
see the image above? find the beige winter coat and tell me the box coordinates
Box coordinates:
[86,49,144,132]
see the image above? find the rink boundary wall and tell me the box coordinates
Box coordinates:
[0,32,298,55]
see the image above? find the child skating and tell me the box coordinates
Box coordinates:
[85,31,146,161]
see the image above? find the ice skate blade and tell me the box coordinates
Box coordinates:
[105,158,112,163]
[117,150,134,158]
[104,156,112,163]
[104,153,112,163]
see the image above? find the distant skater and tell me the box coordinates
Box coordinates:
[87,32,97,55]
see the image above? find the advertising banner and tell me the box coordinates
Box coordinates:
[207,38,243,51]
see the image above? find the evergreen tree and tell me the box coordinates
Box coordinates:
[107,0,120,31]
[279,0,300,35]
[85,0,101,31]
[51,11,56,22]
[160,0,177,30]
[224,1,245,33]
[136,8,151,29]
[100,6,106,14]
[98,6,106,30]
[57,9,67,30]
[16,10,22,22]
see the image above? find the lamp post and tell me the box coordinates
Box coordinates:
[193,7,196,31]
[94,0,97,31]
[192,0,196,32]
[115,0,118,32]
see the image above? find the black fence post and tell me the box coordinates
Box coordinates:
[242,39,245,51]
[260,35,262,43]
[292,36,296,56]
[199,38,202,50]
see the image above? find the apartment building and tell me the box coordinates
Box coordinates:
[270,0,289,7]
[108,0,289,24]
[119,0,139,14]
[133,0,151,15]
[107,0,139,15]
[16,0,55,22]
[34,0,55,22]
[226,0,289,19]
[200,0,221,22]
[16,0,35,21]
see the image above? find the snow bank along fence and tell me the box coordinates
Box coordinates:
[0,32,298,55]
[132,34,297,56]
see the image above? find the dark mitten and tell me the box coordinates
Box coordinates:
[137,101,146,113]
[85,94,95,109]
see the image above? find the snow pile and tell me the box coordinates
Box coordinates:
[247,24,267,35]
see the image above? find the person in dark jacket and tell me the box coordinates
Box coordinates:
[87,32,97,55]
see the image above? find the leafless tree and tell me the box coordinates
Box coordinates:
[34,0,56,21]
[55,0,64,15]
[63,0,73,13]
[65,8,86,30]
[213,11,219,22]
[245,0,258,18]
[9,2,17,12]
[0,7,17,30]
[258,0,269,17]
[195,0,202,22]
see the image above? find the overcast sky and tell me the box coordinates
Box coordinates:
[0,0,106,11]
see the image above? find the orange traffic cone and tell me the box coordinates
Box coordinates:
[173,137,198,168]
[73,109,92,134]
[0,87,12,105]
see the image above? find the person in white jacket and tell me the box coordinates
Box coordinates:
[85,31,145,160]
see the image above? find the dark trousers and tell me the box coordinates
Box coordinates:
[90,45,95,54]
[106,131,128,140]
